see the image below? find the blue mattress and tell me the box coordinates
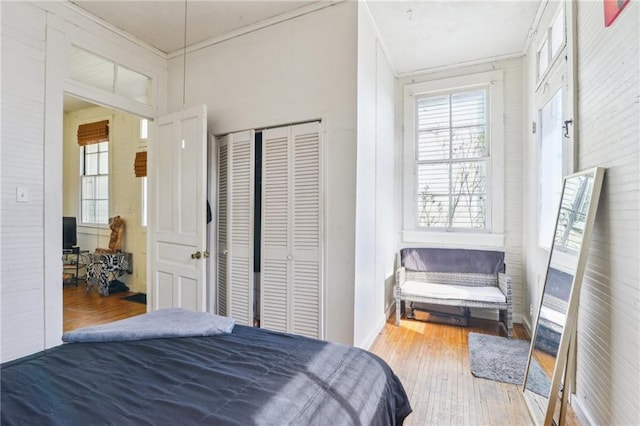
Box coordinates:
[1,325,411,425]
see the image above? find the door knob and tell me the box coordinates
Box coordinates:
[203,251,210,258]
[191,251,202,259]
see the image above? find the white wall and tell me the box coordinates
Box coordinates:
[1,1,167,362]
[167,2,359,345]
[1,1,48,361]
[353,5,396,349]
[571,1,639,424]
[395,58,526,323]
[63,106,147,293]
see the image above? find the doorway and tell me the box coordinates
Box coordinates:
[62,94,148,330]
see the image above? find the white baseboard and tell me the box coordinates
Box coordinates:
[359,311,388,350]
[569,394,595,426]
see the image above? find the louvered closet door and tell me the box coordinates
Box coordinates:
[290,122,322,338]
[261,122,322,338]
[227,130,254,325]
[216,137,229,316]
[261,126,290,332]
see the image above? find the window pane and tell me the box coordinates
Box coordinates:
[538,89,563,248]
[451,194,486,228]
[116,65,152,105]
[85,144,98,154]
[140,119,149,140]
[452,126,487,159]
[451,90,485,127]
[141,177,148,227]
[538,39,549,78]
[417,95,449,130]
[551,8,565,58]
[417,130,449,161]
[96,201,109,224]
[96,176,109,199]
[82,200,95,223]
[99,152,109,174]
[451,161,487,228]
[82,176,95,199]
[452,161,486,193]
[69,46,114,92]
[85,153,98,175]
[417,163,450,195]
[418,194,449,227]
[98,141,108,153]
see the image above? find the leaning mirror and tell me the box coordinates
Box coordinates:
[523,167,605,425]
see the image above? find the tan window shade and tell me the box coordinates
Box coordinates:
[77,120,109,146]
[134,151,147,177]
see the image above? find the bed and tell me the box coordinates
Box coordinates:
[1,312,411,425]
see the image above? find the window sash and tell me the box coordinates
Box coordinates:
[81,141,109,225]
[414,89,489,231]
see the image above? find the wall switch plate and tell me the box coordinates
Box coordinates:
[16,187,29,203]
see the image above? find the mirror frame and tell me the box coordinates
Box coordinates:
[523,167,605,425]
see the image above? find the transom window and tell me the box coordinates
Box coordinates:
[415,88,488,230]
[81,142,109,224]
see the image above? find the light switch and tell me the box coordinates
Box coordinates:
[16,187,29,203]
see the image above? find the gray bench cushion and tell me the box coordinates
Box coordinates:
[400,248,505,274]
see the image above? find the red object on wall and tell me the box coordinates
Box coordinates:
[603,0,630,27]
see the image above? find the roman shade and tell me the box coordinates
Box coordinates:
[77,120,109,146]
[134,151,147,177]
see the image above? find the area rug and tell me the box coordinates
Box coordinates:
[468,332,549,397]
[121,293,147,305]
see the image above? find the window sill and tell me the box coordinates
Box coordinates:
[402,230,505,250]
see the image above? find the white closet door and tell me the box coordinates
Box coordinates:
[228,130,254,325]
[290,122,322,338]
[261,126,290,332]
[262,122,322,338]
[216,137,229,316]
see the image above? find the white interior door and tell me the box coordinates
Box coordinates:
[148,105,208,311]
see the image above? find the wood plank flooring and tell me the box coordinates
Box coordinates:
[63,282,146,332]
[63,288,577,425]
[369,313,578,426]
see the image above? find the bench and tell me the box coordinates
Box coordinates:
[395,248,513,338]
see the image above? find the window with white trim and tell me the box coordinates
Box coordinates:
[403,71,504,246]
[81,142,109,224]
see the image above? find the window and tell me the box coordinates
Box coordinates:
[81,141,109,224]
[70,45,152,105]
[416,89,488,229]
[537,6,565,82]
[403,71,504,247]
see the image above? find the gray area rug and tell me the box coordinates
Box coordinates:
[468,332,549,397]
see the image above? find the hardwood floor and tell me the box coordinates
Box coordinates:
[370,313,580,426]
[63,282,146,332]
[370,314,540,426]
[63,287,577,425]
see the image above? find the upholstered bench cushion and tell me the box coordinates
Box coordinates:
[400,281,507,304]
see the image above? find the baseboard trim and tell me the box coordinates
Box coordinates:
[358,312,388,351]
[569,394,595,426]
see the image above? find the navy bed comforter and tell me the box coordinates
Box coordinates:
[1,325,411,425]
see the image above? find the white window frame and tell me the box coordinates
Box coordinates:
[403,70,505,248]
